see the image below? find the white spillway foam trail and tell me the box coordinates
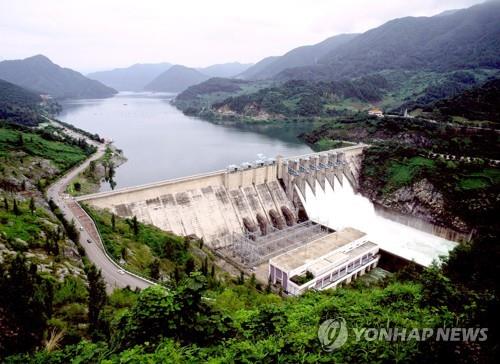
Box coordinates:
[296,175,458,266]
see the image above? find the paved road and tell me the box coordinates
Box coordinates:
[46,132,152,291]
[386,113,500,133]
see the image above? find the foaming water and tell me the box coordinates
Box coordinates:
[297,176,458,266]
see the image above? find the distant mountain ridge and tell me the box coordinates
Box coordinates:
[0,55,117,99]
[275,1,500,81]
[87,62,251,92]
[144,65,210,93]
[87,63,172,91]
[238,34,358,80]
[197,62,252,78]
[236,56,280,80]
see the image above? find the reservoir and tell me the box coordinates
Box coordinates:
[58,92,313,191]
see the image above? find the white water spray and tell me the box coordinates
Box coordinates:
[296,175,458,266]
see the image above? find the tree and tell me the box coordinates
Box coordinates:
[108,163,115,179]
[52,239,59,256]
[86,264,108,340]
[266,275,272,293]
[249,273,257,288]
[131,215,139,236]
[113,286,177,349]
[66,219,80,242]
[201,256,208,276]
[36,179,44,191]
[238,271,245,285]
[185,256,195,275]
[29,197,35,215]
[3,197,8,211]
[74,182,81,192]
[149,258,161,280]
[89,160,96,174]
[111,213,116,231]
[173,267,181,283]
[12,199,21,216]
[120,246,127,260]
[0,254,53,357]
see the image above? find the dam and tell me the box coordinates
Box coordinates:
[78,143,459,289]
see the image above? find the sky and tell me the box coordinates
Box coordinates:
[0,0,486,73]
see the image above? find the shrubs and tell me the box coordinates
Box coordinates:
[290,270,314,286]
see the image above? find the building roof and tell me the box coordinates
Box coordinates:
[270,227,367,272]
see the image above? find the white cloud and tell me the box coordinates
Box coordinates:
[0,0,485,72]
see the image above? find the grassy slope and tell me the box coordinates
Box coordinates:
[0,123,97,346]
[0,127,88,171]
[84,206,218,279]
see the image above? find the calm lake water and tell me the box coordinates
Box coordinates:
[59,92,313,191]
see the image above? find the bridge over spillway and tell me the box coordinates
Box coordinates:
[77,144,368,249]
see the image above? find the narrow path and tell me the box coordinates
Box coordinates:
[46,122,152,291]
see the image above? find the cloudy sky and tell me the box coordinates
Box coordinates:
[0,0,486,73]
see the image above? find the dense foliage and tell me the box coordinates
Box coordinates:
[426,78,500,126]
[176,78,249,101]
[0,79,44,126]
[6,247,500,363]
[0,255,53,357]
[212,75,388,118]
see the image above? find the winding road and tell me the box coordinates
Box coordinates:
[46,125,152,291]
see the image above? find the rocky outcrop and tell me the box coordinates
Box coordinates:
[362,178,469,233]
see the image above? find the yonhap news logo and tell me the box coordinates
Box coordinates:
[318,317,348,351]
[318,317,488,351]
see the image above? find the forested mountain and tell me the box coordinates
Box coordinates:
[87,63,172,91]
[236,56,279,79]
[0,79,44,126]
[276,1,500,81]
[210,75,389,118]
[144,65,210,92]
[0,78,41,106]
[239,34,358,80]
[197,62,253,78]
[176,78,250,102]
[426,78,500,124]
[0,55,117,99]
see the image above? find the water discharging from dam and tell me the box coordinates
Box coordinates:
[297,175,458,266]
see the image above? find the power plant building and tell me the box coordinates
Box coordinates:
[269,227,380,295]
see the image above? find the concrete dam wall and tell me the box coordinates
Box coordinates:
[77,144,367,249]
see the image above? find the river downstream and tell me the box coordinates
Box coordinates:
[58,92,313,191]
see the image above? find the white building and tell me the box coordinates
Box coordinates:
[269,227,379,295]
[368,108,384,117]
